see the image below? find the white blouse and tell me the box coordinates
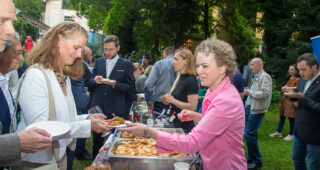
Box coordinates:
[16,65,91,163]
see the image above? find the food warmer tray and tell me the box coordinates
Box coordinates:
[106,138,195,170]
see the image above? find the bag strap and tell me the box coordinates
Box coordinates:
[35,67,60,163]
[36,67,57,121]
[10,66,60,163]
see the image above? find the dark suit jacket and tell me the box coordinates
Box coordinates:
[0,87,12,134]
[71,78,90,115]
[293,76,320,145]
[89,57,136,119]
[243,65,252,87]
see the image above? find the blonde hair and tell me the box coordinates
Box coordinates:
[169,48,196,94]
[144,65,153,77]
[133,62,144,72]
[175,48,196,76]
[27,21,89,79]
[195,37,237,77]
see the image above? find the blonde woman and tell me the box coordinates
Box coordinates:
[120,38,246,170]
[161,48,198,132]
[132,62,144,81]
[16,22,112,169]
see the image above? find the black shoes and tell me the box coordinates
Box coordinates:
[76,154,93,160]
[247,162,263,170]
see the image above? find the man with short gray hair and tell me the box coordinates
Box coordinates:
[0,0,52,166]
[244,58,272,169]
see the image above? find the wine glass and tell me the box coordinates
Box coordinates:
[88,105,104,115]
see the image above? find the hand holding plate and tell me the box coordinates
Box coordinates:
[18,127,52,153]
[91,118,114,133]
[284,92,304,99]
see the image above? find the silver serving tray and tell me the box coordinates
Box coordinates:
[107,138,195,170]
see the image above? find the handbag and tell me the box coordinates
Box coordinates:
[10,66,62,170]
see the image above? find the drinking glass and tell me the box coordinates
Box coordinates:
[88,105,104,115]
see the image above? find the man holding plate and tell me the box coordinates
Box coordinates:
[283,53,320,170]
[89,35,136,158]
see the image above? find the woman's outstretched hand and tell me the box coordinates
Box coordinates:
[118,122,147,137]
[177,109,202,123]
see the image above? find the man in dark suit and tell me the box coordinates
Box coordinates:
[89,35,136,157]
[243,58,253,88]
[283,53,320,170]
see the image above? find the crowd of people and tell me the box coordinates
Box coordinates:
[0,0,320,170]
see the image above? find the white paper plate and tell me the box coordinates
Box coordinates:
[26,121,70,139]
[105,120,131,128]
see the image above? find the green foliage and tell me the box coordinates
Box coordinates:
[271,77,284,103]
[68,0,111,30]
[216,0,260,67]
[13,0,45,43]
[260,0,320,79]
[69,0,202,62]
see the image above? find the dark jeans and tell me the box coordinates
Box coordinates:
[66,147,74,170]
[245,107,265,165]
[153,101,170,116]
[292,136,320,170]
[277,116,295,135]
[75,138,88,156]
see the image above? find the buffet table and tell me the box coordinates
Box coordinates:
[91,128,198,170]
[89,99,199,169]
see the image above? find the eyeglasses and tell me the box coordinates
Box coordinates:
[9,50,23,57]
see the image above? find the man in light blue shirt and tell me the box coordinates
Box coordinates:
[144,47,176,114]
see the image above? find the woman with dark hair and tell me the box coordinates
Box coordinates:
[15,22,112,169]
[269,64,300,141]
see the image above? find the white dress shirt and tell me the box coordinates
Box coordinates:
[304,71,320,93]
[106,55,119,78]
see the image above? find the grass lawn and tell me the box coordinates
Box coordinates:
[73,103,294,170]
[251,103,294,170]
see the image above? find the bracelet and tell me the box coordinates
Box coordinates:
[148,128,152,139]
[144,126,149,138]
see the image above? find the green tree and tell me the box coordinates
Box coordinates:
[69,0,202,61]
[13,0,45,43]
[68,0,111,31]
[215,0,260,67]
[259,0,320,84]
